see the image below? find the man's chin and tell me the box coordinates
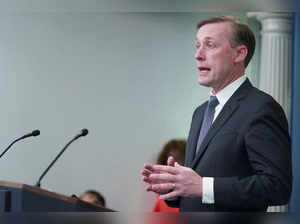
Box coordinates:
[197,79,211,87]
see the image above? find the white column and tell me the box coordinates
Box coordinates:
[247,12,292,212]
[248,12,292,120]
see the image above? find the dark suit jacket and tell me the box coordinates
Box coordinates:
[167,79,292,211]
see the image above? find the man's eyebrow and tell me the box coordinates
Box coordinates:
[195,37,215,42]
[203,37,215,41]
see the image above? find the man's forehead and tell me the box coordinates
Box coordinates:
[196,22,232,39]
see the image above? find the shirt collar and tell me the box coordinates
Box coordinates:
[211,76,247,106]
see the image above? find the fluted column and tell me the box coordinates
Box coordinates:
[247,12,292,212]
[248,12,292,120]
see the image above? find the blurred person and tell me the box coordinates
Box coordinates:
[152,139,186,212]
[79,190,106,207]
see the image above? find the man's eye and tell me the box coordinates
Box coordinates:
[206,42,215,48]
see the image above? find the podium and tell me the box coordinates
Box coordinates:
[0,181,114,212]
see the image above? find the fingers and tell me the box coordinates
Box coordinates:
[142,162,202,199]
[167,156,175,166]
[147,183,176,194]
[141,163,170,184]
[142,163,179,176]
[151,164,179,175]
[141,162,183,197]
[142,163,167,176]
[141,168,151,177]
[142,176,151,184]
[148,173,177,183]
[175,162,181,167]
[141,164,178,180]
[159,188,179,200]
[141,164,153,184]
[142,172,176,185]
[143,163,154,172]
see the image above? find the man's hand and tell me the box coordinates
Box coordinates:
[141,156,176,195]
[141,157,203,200]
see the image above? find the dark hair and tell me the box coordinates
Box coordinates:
[197,15,255,68]
[156,139,186,166]
[83,190,106,207]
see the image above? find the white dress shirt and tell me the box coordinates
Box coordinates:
[202,75,247,204]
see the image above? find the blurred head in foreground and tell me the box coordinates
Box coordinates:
[156,139,186,166]
[80,190,106,207]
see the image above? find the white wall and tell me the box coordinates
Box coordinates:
[0,11,259,211]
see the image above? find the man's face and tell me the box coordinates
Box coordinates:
[195,22,237,92]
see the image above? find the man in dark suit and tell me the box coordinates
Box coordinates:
[141,15,292,211]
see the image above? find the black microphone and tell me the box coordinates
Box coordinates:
[35,129,89,187]
[74,128,88,139]
[0,130,40,158]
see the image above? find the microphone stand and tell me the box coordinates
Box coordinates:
[0,130,40,158]
[35,130,87,187]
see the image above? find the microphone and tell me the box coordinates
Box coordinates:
[0,130,40,159]
[35,129,89,187]
[21,130,40,139]
[74,128,88,139]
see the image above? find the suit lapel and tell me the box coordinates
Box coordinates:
[185,104,206,167]
[191,100,239,169]
[191,79,252,169]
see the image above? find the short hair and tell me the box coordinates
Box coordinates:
[156,139,186,166]
[197,15,256,68]
[83,190,106,207]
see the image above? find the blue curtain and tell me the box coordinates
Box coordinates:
[289,12,300,212]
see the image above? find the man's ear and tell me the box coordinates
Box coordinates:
[234,45,248,64]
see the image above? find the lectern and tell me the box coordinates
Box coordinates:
[0,181,114,212]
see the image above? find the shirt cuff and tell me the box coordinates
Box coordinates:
[202,177,214,204]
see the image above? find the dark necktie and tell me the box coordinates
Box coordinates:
[195,95,219,155]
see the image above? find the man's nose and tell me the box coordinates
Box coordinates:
[195,47,205,61]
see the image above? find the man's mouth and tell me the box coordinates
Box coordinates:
[198,67,211,74]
